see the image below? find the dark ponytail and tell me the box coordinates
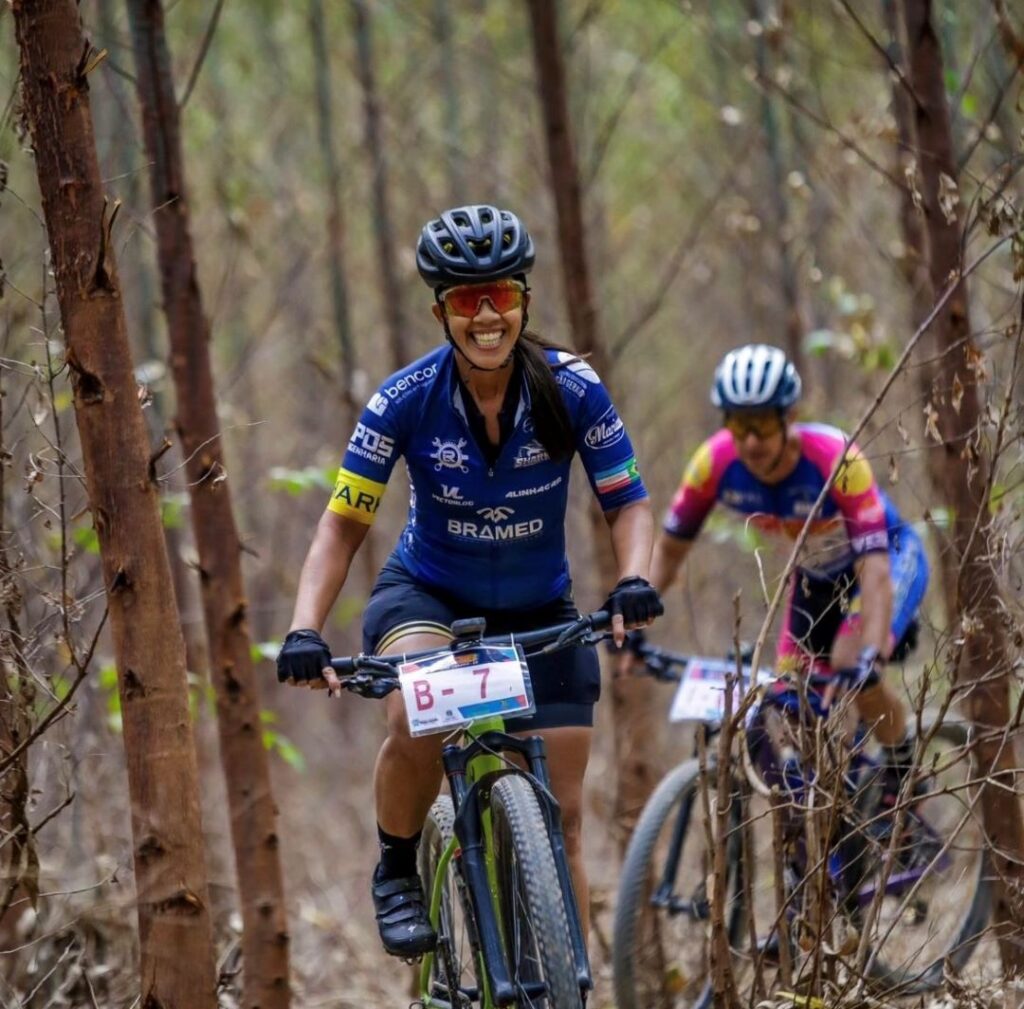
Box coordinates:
[515,331,578,463]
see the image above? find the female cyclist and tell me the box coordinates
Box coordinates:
[277,204,662,957]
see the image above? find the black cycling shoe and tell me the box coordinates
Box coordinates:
[371,869,437,958]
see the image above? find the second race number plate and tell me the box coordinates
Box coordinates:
[399,645,535,736]
[668,658,774,724]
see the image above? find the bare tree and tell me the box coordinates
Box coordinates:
[0,371,37,943]
[751,0,805,371]
[900,0,1024,968]
[12,1,217,1004]
[880,0,959,627]
[523,0,662,851]
[351,0,408,370]
[125,0,291,1004]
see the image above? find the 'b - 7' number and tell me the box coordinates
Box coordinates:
[412,665,492,712]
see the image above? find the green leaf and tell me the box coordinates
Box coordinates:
[73,525,101,555]
[961,93,978,118]
[161,493,188,530]
[99,662,118,691]
[804,329,840,356]
[268,466,334,496]
[252,640,282,662]
[262,726,306,771]
[259,709,278,724]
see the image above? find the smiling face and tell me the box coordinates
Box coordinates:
[432,280,529,370]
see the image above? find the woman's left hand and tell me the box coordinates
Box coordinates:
[603,576,663,646]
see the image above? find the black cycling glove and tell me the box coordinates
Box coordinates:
[277,629,331,684]
[603,576,664,627]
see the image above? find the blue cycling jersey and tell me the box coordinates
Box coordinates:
[328,344,648,609]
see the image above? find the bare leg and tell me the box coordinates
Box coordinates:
[831,631,906,745]
[373,632,452,837]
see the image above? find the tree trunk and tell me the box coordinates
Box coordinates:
[752,0,805,372]
[310,0,356,412]
[12,2,218,1005]
[900,0,1024,968]
[125,2,291,1005]
[308,0,378,587]
[881,0,959,628]
[523,0,662,843]
[433,0,465,204]
[0,371,37,943]
[351,0,407,370]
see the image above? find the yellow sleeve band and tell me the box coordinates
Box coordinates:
[327,467,386,524]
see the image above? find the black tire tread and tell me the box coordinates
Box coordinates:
[492,775,582,1009]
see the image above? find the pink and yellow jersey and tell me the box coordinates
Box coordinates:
[664,422,893,576]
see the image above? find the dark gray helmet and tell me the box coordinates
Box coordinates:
[711,344,802,410]
[417,205,535,288]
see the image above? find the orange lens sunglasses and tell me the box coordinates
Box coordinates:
[724,411,784,440]
[441,279,526,318]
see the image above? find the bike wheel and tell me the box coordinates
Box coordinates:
[419,796,477,1008]
[612,758,750,1009]
[845,715,992,995]
[491,774,582,1009]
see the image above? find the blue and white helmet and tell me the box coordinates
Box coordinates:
[711,344,802,410]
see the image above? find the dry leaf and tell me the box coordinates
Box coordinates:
[938,172,960,224]
[889,455,899,484]
[951,374,964,414]
[923,402,942,443]
[904,158,923,212]
[896,413,911,446]
[965,343,987,381]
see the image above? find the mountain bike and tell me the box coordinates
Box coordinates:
[332,612,610,1009]
[612,641,990,1009]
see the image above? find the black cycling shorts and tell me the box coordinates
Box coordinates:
[362,553,601,731]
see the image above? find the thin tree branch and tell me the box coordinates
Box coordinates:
[611,163,740,356]
[178,0,227,110]
[584,26,679,187]
[835,0,924,112]
[751,70,907,191]
[957,63,1023,170]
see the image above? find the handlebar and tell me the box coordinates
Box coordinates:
[329,610,613,697]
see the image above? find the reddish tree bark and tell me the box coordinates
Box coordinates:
[524,0,664,839]
[900,0,1024,968]
[351,0,408,370]
[881,0,959,627]
[125,1,291,1005]
[12,2,217,1004]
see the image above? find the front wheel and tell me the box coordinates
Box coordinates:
[612,757,746,1009]
[491,774,583,1009]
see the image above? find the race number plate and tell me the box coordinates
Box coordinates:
[399,645,535,737]
[668,658,774,724]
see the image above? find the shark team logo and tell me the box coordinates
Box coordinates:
[431,437,470,473]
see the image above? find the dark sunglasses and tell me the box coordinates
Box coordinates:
[723,411,784,440]
[441,279,527,318]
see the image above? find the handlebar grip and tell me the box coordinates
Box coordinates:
[589,610,611,632]
[330,657,357,676]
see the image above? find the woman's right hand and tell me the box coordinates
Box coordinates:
[277,629,332,688]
